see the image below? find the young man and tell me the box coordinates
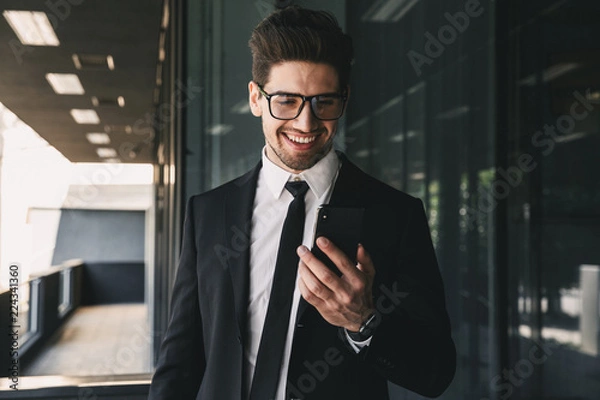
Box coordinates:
[149,6,455,400]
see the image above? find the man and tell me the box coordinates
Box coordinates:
[149,6,455,400]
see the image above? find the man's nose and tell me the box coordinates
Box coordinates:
[292,101,319,132]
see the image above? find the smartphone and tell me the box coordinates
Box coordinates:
[311,205,364,276]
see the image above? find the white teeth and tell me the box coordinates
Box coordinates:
[287,135,316,144]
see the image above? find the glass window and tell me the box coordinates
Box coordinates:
[58,269,73,317]
[506,1,600,399]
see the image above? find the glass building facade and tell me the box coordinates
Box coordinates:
[153,1,600,399]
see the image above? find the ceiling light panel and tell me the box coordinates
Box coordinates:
[2,10,60,46]
[70,109,100,124]
[86,133,111,145]
[104,124,132,134]
[96,148,117,158]
[72,53,115,71]
[91,96,125,108]
[45,73,85,95]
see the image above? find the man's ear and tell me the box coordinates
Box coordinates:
[343,85,351,113]
[248,81,263,117]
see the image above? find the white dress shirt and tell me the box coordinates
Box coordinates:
[244,147,369,400]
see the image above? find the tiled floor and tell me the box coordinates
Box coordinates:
[23,304,153,376]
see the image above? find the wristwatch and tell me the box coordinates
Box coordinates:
[346,311,378,342]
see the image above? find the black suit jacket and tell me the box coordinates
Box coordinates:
[149,154,456,400]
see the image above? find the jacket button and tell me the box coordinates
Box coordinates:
[377,356,393,368]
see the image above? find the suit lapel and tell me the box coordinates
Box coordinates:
[327,153,369,208]
[225,161,262,343]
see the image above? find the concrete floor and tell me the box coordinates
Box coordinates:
[23,304,153,376]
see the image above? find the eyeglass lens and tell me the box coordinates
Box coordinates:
[270,94,344,120]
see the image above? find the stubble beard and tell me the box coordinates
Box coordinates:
[268,133,334,172]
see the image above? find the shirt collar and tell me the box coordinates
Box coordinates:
[261,146,340,199]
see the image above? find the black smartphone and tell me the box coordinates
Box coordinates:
[311,205,364,276]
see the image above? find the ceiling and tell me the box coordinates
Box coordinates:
[0,0,164,163]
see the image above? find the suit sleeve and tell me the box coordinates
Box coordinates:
[348,198,456,398]
[149,197,206,399]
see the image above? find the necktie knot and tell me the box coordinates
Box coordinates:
[285,181,309,198]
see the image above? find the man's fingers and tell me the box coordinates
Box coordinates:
[297,258,334,302]
[298,273,323,307]
[315,237,361,279]
[356,243,375,277]
[297,243,377,331]
[297,244,344,292]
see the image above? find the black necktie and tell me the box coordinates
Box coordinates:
[249,181,309,400]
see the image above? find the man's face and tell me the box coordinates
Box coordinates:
[248,62,346,173]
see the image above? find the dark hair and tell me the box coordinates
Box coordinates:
[249,5,353,89]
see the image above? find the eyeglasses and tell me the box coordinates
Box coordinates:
[257,84,347,121]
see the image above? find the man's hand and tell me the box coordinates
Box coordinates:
[297,237,375,332]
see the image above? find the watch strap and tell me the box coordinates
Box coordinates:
[346,312,377,342]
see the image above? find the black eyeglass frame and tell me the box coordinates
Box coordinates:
[256,83,348,121]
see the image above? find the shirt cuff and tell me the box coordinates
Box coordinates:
[344,329,373,353]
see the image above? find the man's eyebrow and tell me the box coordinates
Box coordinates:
[268,89,303,96]
[267,89,343,96]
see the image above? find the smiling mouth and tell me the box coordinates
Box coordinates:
[285,133,318,144]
